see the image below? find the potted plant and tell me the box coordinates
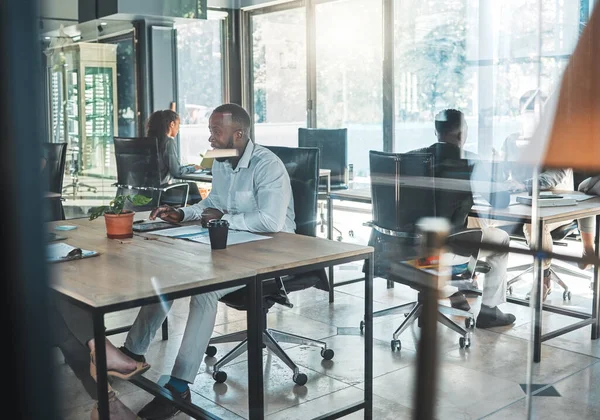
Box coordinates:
[89,194,152,239]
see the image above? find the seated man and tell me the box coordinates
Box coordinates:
[410,109,515,328]
[480,134,575,301]
[120,103,296,420]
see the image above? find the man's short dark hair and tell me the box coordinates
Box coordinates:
[212,103,251,130]
[434,109,465,137]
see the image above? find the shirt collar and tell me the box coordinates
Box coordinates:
[234,140,255,171]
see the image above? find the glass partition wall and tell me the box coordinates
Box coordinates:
[43,20,137,219]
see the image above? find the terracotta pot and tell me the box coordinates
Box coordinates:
[104,211,135,239]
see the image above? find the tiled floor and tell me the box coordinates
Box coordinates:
[53,208,600,419]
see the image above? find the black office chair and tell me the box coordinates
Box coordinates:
[113,137,190,211]
[361,151,479,351]
[42,142,67,221]
[205,145,333,386]
[504,220,587,300]
[298,128,348,241]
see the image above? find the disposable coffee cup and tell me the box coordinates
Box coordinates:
[207,219,229,250]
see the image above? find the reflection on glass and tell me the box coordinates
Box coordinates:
[176,17,224,162]
[316,0,383,180]
[251,7,307,147]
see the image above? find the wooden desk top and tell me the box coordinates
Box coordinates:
[328,188,600,225]
[329,187,371,203]
[470,192,600,224]
[181,169,331,183]
[50,216,372,310]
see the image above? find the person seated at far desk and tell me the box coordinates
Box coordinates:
[479,143,574,301]
[410,108,515,328]
[146,109,202,205]
[119,103,296,420]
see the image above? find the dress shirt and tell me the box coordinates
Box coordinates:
[180,141,296,233]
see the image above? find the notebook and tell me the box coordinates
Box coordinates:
[516,195,577,207]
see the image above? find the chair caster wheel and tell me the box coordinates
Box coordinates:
[563,290,572,300]
[293,372,308,386]
[359,320,365,334]
[337,236,343,242]
[459,336,471,349]
[391,340,401,351]
[465,317,475,329]
[321,348,335,360]
[508,286,513,295]
[213,370,227,383]
[205,345,217,357]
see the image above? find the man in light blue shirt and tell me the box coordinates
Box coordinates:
[121,104,295,420]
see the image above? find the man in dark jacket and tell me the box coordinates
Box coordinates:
[408,109,515,328]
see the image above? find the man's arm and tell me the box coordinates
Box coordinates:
[221,160,291,233]
[180,181,220,221]
[525,168,568,191]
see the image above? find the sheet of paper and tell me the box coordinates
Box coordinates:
[150,225,209,238]
[187,230,271,246]
[47,242,96,262]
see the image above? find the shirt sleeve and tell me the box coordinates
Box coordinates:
[221,158,291,233]
[524,168,568,191]
[180,165,222,221]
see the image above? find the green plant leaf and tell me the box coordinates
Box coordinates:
[128,194,153,207]
[88,205,109,221]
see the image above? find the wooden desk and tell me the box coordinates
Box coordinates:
[326,188,600,363]
[50,216,374,420]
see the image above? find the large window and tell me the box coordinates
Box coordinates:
[316,0,383,179]
[250,6,307,147]
[394,0,581,156]
[176,12,226,163]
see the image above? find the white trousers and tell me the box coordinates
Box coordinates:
[124,285,244,384]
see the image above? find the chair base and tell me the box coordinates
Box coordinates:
[206,328,334,386]
[360,300,474,351]
[507,263,591,299]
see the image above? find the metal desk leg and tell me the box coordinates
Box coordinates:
[247,276,264,420]
[592,215,600,339]
[92,311,110,420]
[327,175,334,303]
[364,255,373,419]
[533,220,544,363]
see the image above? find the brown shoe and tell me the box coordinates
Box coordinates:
[90,390,138,420]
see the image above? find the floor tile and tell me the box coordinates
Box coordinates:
[284,334,416,385]
[189,354,349,418]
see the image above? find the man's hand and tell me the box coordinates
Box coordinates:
[201,208,224,226]
[149,205,184,223]
[507,180,527,193]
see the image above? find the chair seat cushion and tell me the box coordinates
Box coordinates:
[220,269,329,311]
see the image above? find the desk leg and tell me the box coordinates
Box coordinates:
[592,215,600,339]
[247,276,264,420]
[533,220,544,363]
[327,187,335,303]
[92,311,110,420]
[364,255,373,419]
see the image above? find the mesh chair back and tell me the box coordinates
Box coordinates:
[369,151,436,236]
[298,128,347,190]
[265,145,320,237]
[113,137,164,189]
[42,142,67,193]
